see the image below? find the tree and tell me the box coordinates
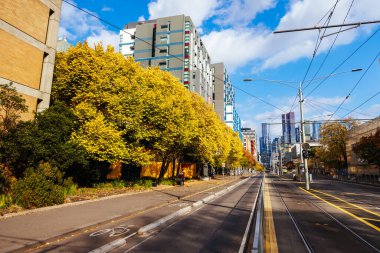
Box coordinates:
[0,83,28,192]
[352,129,380,176]
[240,149,256,169]
[319,120,357,170]
[0,83,28,133]
[5,102,89,179]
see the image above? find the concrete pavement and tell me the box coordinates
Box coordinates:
[0,175,244,253]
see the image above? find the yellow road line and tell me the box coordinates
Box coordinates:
[362,217,380,222]
[265,178,279,253]
[300,187,380,232]
[311,189,380,218]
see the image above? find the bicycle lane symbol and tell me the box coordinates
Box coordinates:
[89,224,135,237]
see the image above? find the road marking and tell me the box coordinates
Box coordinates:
[265,178,278,253]
[362,217,380,222]
[311,189,380,218]
[300,188,380,232]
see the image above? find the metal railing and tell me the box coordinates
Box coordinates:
[251,175,265,253]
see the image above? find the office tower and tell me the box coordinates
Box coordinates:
[0,0,63,120]
[304,123,311,141]
[295,126,300,143]
[120,15,213,103]
[282,112,296,144]
[312,122,322,141]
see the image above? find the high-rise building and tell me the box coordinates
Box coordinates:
[213,62,242,138]
[261,123,271,167]
[282,112,296,144]
[120,15,213,103]
[0,0,62,120]
[312,122,322,141]
[295,126,300,143]
[304,123,311,142]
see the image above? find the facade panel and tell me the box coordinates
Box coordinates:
[0,29,44,89]
[0,0,50,43]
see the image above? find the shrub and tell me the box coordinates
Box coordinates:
[160,179,175,186]
[63,177,77,197]
[12,163,65,209]
[111,179,125,188]
[132,179,152,188]
[0,194,12,209]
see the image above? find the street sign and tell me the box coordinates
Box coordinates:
[302,143,310,150]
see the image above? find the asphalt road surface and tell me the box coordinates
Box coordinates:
[266,175,380,253]
[23,176,261,253]
[114,176,262,253]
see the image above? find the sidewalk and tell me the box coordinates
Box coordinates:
[0,176,242,253]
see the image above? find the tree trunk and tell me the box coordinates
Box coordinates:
[158,157,169,183]
[171,157,176,179]
[176,159,181,177]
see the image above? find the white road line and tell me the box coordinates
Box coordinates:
[88,232,137,253]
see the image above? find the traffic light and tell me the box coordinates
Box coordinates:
[302,150,312,159]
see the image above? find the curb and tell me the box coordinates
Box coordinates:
[137,177,251,235]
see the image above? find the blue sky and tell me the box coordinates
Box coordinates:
[59,0,380,138]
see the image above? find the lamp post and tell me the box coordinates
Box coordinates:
[244,68,363,190]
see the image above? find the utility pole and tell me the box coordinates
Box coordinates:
[299,81,310,190]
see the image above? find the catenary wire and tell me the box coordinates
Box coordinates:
[327,49,380,121]
[287,0,339,114]
[303,0,355,91]
[62,0,287,113]
[341,90,380,118]
[306,99,374,118]
[304,25,380,99]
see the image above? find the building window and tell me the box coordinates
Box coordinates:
[159,61,167,66]
[131,35,135,39]
[130,46,134,50]
[159,48,168,53]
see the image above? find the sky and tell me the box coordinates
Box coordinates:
[58,0,380,138]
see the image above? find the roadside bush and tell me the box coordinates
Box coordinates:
[12,163,65,209]
[0,167,14,194]
[160,179,175,186]
[132,179,152,188]
[63,177,78,197]
[0,194,12,209]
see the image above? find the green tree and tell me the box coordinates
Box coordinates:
[319,120,357,170]
[0,83,28,133]
[352,129,380,176]
[6,102,89,179]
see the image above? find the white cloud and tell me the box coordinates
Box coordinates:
[87,30,119,51]
[101,6,114,12]
[59,1,119,50]
[147,0,220,27]
[203,0,380,72]
[138,15,146,22]
[214,0,277,27]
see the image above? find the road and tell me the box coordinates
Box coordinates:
[21,176,261,253]
[265,175,380,253]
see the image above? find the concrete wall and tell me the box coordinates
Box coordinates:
[0,0,62,120]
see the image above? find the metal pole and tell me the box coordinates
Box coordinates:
[299,82,310,190]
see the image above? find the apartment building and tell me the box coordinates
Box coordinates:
[0,0,62,120]
[119,15,213,103]
[241,127,258,160]
[212,62,242,138]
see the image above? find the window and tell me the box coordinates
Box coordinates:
[130,46,134,50]
[159,48,168,53]
[159,61,167,66]
[131,35,135,39]
[160,35,169,42]
[161,24,168,29]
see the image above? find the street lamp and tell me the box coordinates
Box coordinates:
[244,68,363,190]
